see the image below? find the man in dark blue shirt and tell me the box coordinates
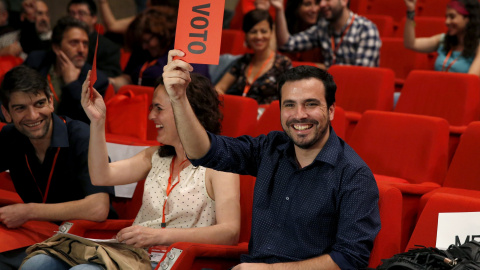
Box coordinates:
[0,66,114,270]
[163,49,381,269]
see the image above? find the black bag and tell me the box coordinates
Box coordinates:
[376,241,480,270]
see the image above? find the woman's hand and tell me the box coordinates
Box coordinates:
[81,70,106,123]
[116,225,163,248]
[404,0,417,12]
[270,0,284,11]
[162,50,193,102]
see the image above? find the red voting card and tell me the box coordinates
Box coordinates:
[89,29,99,99]
[174,0,225,65]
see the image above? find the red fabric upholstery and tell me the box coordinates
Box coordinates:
[220,29,246,55]
[349,111,449,250]
[220,94,258,137]
[0,171,16,192]
[395,70,480,163]
[380,38,436,87]
[357,0,407,22]
[291,61,318,68]
[0,55,23,83]
[120,48,131,72]
[254,101,347,140]
[105,90,149,140]
[417,0,451,17]
[368,184,402,268]
[394,17,447,38]
[420,122,480,212]
[329,65,394,140]
[365,14,394,37]
[155,175,255,270]
[103,83,115,103]
[395,71,480,126]
[349,111,449,186]
[406,193,480,251]
[116,85,157,140]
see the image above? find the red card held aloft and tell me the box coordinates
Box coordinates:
[174,0,225,65]
[89,29,99,99]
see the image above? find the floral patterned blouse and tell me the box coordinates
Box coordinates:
[226,53,292,104]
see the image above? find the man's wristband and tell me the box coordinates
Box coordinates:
[407,10,415,20]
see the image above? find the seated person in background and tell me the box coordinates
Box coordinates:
[0,0,23,57]
[0,66,114,270]
[19,0,52,55]
[67,0,121,78]
[24,16,109,124]
[403,0,480,75]
[215,9,292,105]
[271,0,381,68]
[21,71,241,270]
[109,5,210,90]
[164,49,380,269]
[283,0,324,66]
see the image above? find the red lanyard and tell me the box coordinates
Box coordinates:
[442,49,460,72]
[25,147,61,203]
[138,60,157,85]
[161,156,188,228]
[46,74,60,103]
[243,51,275,97]
[330,14,356,65]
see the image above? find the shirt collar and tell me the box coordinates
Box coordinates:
[50,113,69,148]
[280,126,340,168]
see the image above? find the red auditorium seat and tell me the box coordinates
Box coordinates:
[380,38,436,89]
[365,14,394,38]
[220,94,258,137]
[154,175,255,270]
[0,55,23,82]
[417,0,450,17]
[111,85,157,141]
[357,0,407,23]
[418,122,480,213]
[394,17,447,38]
[395,70,480,163]
[220,29,246,55]
[255,100,347,140]
[348,110,449,250]
[328,65,394,140]
[291,61,318,68]
[368,184,402,268]
[120,48,131,72]
[406,193,480,250]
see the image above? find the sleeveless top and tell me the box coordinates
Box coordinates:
[133,153,216,229]
[434,34,474,73]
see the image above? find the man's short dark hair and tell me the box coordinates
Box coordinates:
[51,16,89,46]
[278,65,336,108]
[67,0,97,16]
[0,66,52,109]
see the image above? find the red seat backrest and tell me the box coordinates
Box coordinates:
[349,110,449,185]
[394,17,447,38]
[395,70,480,126]
[365,14,394,38]
[220,29,246,55]
[220,94,258,137]
[329,65,394,113]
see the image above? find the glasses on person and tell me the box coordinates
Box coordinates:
[69,10,91,19]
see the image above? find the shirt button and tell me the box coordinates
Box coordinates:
[286,197,289,200]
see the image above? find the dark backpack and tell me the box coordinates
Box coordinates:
[376,241,480,270]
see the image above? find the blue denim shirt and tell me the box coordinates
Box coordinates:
[190,129,380,269]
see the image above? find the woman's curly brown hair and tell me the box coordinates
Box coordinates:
[125,6,177,52]
[154,73,223,157]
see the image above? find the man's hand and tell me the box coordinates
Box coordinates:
[232,263,274,270]
[270,0,284,11]
[54,48,81,84]
[0,204,31,228]
[116,225,162,248]
[404,0,417,12]
[162,50,193,102]
[81,70,106,123]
